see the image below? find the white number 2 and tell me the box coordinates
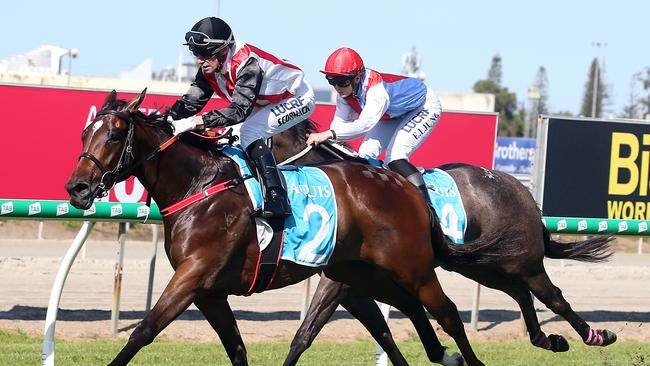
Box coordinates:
[297,204,330,263]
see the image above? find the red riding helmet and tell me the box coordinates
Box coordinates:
[320,47,365,77]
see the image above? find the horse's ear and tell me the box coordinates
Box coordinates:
[124,88,147,112]
[101,90,117,110]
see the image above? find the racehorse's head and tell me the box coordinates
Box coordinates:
[65,89,146,209]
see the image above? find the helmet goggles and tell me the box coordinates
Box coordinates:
[326,75,354,88]
[184,31,233,58]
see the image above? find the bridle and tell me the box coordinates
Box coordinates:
[78,110,136,200]
[77,109,179,201]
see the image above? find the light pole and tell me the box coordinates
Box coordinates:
[591,42,606,117]
[58,48,78,86]
[67,48,78,86]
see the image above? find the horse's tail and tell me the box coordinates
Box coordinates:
[542,226,614,262]
[434,226,525,266]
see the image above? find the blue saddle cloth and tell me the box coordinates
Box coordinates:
[221,146,337,267]
[422,168,467,244]
[368,158,468,244]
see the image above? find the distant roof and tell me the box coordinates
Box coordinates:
[0,45,70,75]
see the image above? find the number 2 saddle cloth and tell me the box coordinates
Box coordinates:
[222,146,468,270]
[222,146,338,267]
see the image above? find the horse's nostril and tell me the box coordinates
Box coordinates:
[76,183,89,193]
[66,181,90,196]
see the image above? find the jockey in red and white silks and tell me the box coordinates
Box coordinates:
[307,47,442,206]
[170,39,314,149]
[170,17,315,218]
[202,40,315,146]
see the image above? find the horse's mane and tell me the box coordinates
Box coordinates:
[282,118,318,144]
[103,99,173,133]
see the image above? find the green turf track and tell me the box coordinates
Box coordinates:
[2,331,647,365]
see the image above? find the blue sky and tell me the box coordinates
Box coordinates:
[2,0,648,116]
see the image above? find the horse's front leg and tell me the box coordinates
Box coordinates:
[108,261,205,366]
[194,295,248,366]
[283,274,346,366]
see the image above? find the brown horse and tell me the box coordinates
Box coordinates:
[65,90,505,366]
[271,120,618,365]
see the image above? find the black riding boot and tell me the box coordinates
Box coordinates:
[387,159,432,207]
[247,139,292,218]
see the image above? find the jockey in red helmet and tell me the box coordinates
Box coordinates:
[169,17,315,218]
[307,47,442,206]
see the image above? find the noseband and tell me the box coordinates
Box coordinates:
[78,109,136,200]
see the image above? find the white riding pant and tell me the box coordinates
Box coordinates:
[239,80,315,149]
[357,88,442,163]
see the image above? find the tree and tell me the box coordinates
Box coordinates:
[473,54,523,136]
[579,58,609,117]
[620,72,643,119]
[640,67,650,118]
[554,110,574,117]
[488,54,502,86]
[473,64,522,136]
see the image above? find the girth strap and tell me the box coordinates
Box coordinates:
[246,217,285,294]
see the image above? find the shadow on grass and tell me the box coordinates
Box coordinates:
[2,305,649,331]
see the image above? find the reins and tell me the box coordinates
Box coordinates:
[277,140,356,166]
[278,145,312,166]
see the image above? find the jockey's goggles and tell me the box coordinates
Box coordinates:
[326,75,353,88]
[184,31,233,51]
[189,44,230,61]
[189,45,218,59]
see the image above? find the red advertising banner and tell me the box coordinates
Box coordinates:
[0,84,496,203]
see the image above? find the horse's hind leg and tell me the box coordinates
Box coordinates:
[525,270,617,347]
[285,274,419,366]
[324,266,461,366]
[417,277,484,366]
[343,283,464,366]
[108,263,201,366]
[483,274,570,352]
[194,295,248,366]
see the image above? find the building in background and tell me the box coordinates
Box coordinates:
[0,45,73,76]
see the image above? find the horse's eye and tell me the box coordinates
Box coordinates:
[108,132,122,142]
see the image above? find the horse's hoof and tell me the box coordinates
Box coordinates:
[600,329,617,346]
[585,329,618,346]
[439,351,463,366]
[549,334,570,352]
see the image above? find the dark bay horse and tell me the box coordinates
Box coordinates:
[271,120,617,365]
[64,90,505,366]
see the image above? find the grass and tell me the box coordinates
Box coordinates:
[1,330,648,365]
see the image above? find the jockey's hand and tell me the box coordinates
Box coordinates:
[170,116,203,135]
[306,130,334,146]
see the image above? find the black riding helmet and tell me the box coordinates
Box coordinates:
[184,17,234,58]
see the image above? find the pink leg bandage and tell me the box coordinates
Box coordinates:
[585,328,604,346]
[531,331,551,349]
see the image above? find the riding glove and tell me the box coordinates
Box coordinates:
[170,116,197,135]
